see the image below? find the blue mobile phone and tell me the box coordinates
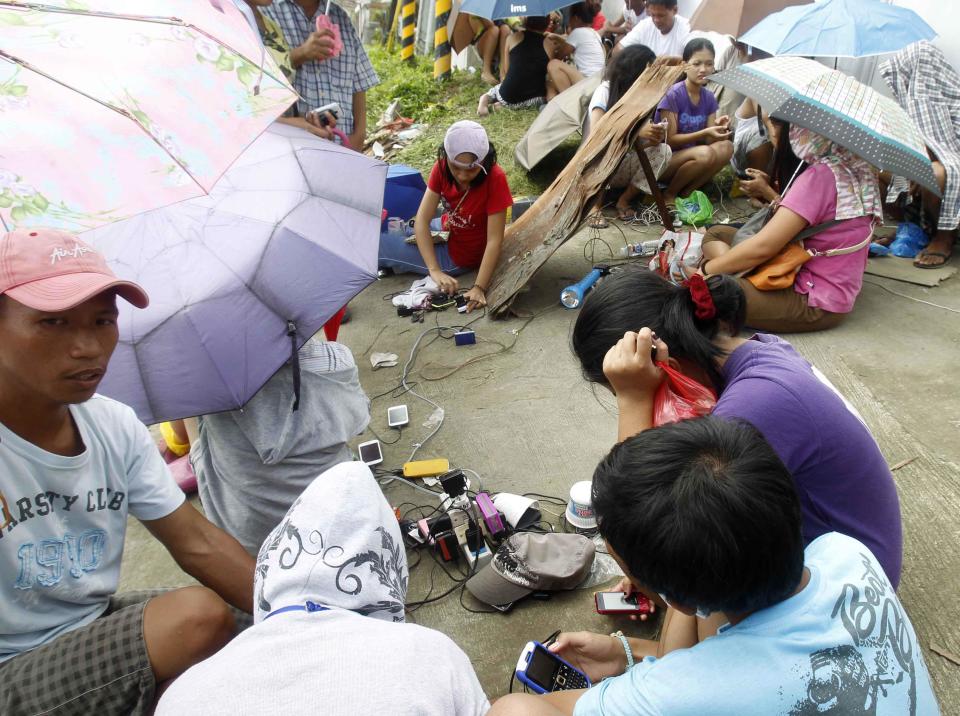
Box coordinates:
[515,641,591,694]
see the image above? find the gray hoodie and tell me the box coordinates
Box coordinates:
[157,462,490,715]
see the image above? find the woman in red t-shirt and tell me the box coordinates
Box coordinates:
[379,121,512,312]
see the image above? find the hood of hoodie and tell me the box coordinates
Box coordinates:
[253,461,408,623]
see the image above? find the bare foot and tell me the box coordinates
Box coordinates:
[477,94,491,117]
[481,71,498,86]
[615,202,634,221]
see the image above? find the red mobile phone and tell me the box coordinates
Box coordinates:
[595,591,652,615]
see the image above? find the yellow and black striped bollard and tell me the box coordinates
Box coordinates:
[433,0,452,81]
[400,0,415,63]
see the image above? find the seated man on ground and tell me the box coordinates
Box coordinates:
[489,417,939,716]
[479,16,559,114]
[189,339,370,555]
[157,461,490,715]
[545,3,606,96]
[0,230,255,715]
[880,40,960,268]
[655,38,733,206]
[584,44,670,221]
[614,0,688,58]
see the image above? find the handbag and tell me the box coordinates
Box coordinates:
[746,240,814,290]
[746,223,872,291]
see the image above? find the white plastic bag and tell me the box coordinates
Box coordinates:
[649,229,704,285]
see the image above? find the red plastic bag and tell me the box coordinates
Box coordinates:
[653,362,717,426]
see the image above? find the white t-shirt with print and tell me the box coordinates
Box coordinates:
[620,15,690,57]
[0,395,185,663]
[567,27,606,77]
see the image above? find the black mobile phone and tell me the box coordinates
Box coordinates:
[516,642,591,694]
[736,170,751,180]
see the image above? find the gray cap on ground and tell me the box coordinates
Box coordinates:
[465,532,596,607]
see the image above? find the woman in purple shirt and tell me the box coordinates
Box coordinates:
[571,266,902,589]
[655,38,734,206]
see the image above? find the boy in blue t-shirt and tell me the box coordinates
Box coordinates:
[489,417,939,716]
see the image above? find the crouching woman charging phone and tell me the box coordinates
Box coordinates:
[378,121,513,313]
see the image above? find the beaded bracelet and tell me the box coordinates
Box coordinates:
[610,630,634,670]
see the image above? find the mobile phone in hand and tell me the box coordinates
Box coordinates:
[309,101,341,126]
[515,641,592,694]
[595,591,653,615]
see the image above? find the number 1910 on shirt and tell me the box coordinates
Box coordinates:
[15,529,107,589]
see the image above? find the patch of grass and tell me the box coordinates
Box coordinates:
[366,45,577,197]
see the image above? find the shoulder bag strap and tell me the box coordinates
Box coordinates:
[799,223,874,258]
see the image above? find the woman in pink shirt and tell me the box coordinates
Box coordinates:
[700,125,881,332]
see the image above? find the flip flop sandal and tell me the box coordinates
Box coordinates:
[913,251,951,269]
[587,215,610,229]
[616,208,635,222]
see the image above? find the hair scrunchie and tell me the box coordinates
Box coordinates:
[687,273,716,321]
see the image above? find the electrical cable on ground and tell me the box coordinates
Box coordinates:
[863,278,960,313]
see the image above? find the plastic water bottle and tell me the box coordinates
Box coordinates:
[618,240,661,258]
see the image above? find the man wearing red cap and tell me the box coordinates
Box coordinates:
[0,229,256,715]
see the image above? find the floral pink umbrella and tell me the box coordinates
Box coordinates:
[0,0,297,232]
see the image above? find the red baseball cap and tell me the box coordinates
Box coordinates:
[0,228,148,311]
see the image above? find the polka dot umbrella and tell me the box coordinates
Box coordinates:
[710,56,939,194]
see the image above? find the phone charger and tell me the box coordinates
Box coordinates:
[435,531,458,562]
[402,458,450,478]
[475,492,505,536]
[454,330,476,346]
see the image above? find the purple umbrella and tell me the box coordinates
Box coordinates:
[84,123,387,424]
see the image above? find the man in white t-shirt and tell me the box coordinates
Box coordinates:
[546,2,607,98]
[615,0,689,57]
[0,229,256,715]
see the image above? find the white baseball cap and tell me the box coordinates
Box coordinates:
[443,120,490,170]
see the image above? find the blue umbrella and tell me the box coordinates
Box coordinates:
[740,0,936,58]
[384,165,427,221]
[459,0,574,21]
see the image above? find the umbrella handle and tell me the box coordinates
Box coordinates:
[331,127,352,148]
[286,320,301,412]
